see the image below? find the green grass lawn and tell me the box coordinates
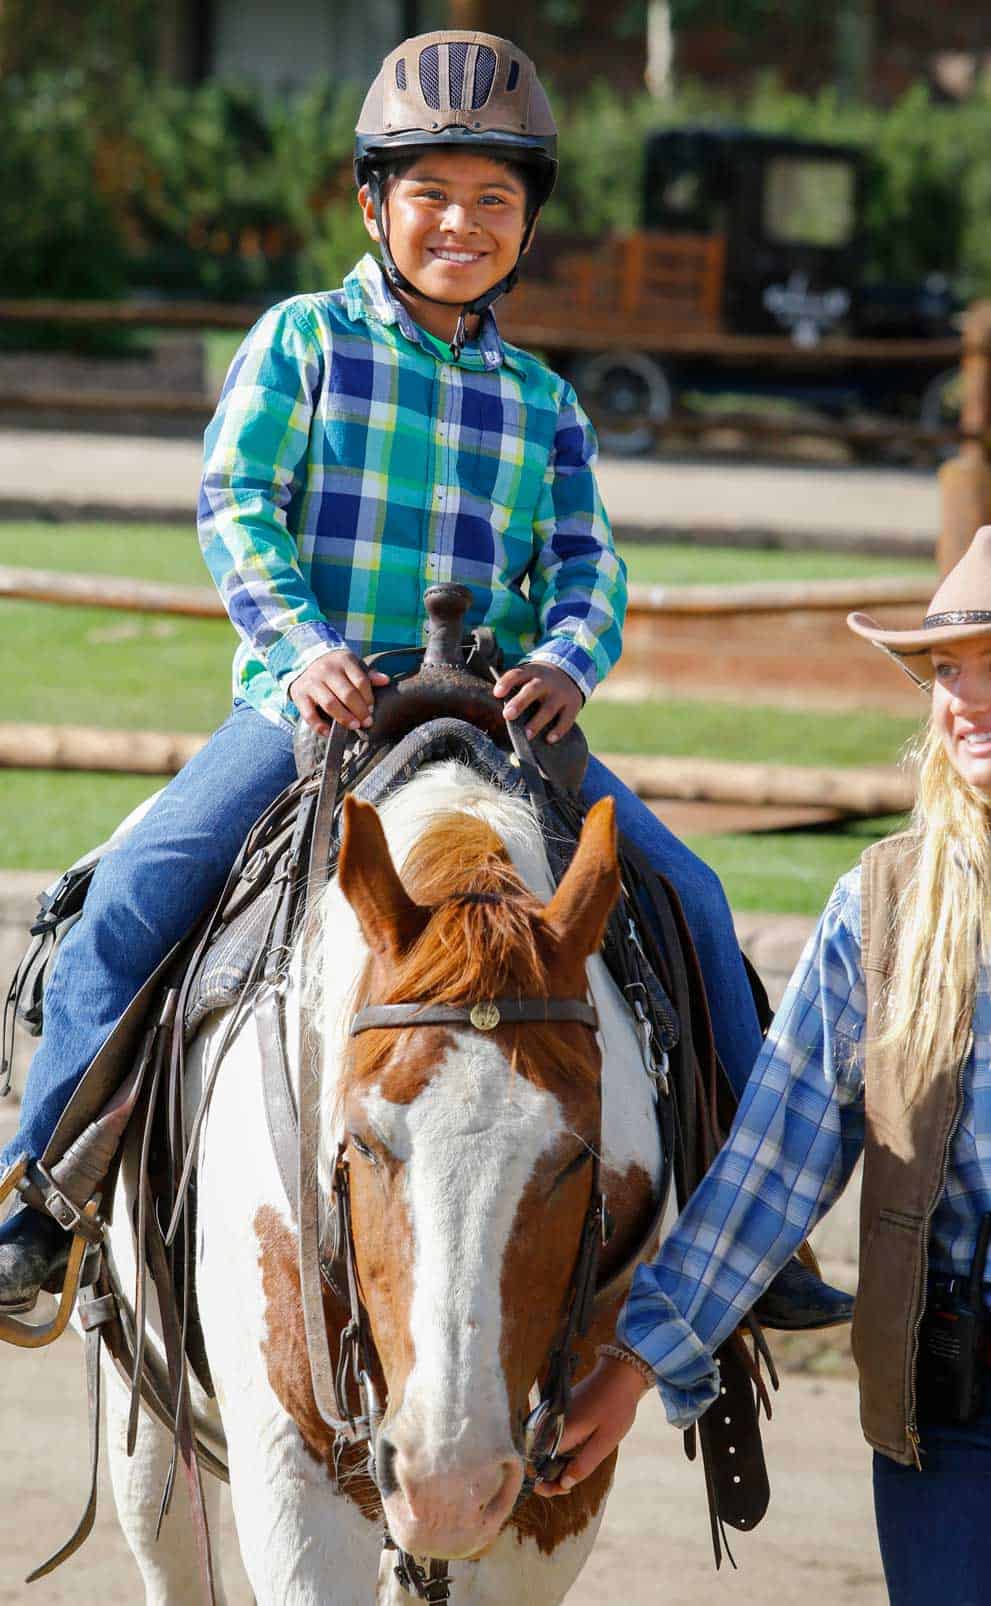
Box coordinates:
[617,543,935,587]
[581,699,919,769]
[2,520,936,591]
[1,520,928,906]
[685,816,907,915]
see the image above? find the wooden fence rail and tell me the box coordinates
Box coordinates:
[0,563,933,621]
[0,561,926,807]
[0,295,971,462]
[0,720,915,817]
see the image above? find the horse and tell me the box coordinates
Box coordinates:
[97,756,665,1604]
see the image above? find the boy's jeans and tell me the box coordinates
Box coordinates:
[1,706,761,1169]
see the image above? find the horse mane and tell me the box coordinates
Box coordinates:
[343,805,601,1092]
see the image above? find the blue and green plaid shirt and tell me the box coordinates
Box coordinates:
[198,254,626,724]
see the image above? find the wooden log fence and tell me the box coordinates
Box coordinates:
[0,720,916,818]
[601,752,915,816]
[0,565,224,617]
[0,559,931,732]
[0,294,970,464]
[0,723,204,775]
[0,563,932,621]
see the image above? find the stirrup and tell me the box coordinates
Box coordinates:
[0,1153,101,1349]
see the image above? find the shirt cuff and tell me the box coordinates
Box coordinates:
[617,1276,722,1430]
[523,641,597,701]
[266,621,346,688]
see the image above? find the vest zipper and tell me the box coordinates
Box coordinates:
[905,1038,970,1466]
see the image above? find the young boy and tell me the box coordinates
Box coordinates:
[0,33,846,1331]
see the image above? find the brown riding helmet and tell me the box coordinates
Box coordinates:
[354,33,558,355]
[354,32,558,207]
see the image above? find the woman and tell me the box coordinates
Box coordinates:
[539,524,991,1604]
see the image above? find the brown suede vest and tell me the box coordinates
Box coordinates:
[854,831,968,1465]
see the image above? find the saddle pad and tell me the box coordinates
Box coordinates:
[182,719,525,1039]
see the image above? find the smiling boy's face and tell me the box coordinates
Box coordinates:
[360,150,531,338]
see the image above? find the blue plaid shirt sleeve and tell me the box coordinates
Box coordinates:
[617,868,867,1428]
[198,301,345,690]
[524,385,627,698]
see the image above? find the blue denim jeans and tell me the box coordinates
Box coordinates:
[2,715,759,1168]
[873,1379,991,1605]
[581,756,761,1097]
[2,703,298,1168]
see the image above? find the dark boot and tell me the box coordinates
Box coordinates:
[753,1256,855,1331]
[0,1207,74,1314]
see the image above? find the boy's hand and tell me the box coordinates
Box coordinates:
[289,650,390,734]
[493,662,582,743]
[534,1355,650,1498]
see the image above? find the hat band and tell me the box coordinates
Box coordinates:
[924,610,991,628]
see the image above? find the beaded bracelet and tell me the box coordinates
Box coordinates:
[597,1342,656,1388]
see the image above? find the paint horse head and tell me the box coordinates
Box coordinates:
[334,786,620,1561]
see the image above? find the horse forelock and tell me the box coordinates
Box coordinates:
[316,763,601,1105]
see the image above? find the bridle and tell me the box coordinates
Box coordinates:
[323,982,608,1603]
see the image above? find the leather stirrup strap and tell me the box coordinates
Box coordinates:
[144,1191,216,1605]
[25,1289,117,1581]
[297,721,365,1437]
[256,984,299,1213]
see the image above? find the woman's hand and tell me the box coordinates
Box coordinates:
[493,662,583,743]
[289,650,390,734]
[534,1355,651,1498]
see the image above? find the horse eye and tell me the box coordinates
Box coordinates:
[349,1133,378,1165]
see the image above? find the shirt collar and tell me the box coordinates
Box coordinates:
[343,254,526,375]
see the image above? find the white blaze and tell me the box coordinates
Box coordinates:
[363,1034,564,1462]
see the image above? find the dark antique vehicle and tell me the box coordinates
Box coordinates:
[498,127,961,453]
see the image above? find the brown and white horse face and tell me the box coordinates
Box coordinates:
[336,794,618,1561]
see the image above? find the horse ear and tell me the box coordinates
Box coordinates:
[539,797,620,961]
[337,795,429,958]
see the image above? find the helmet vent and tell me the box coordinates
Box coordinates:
[506,59,520,92]
[472,46,496,106]
[448,40,470,108]
[419,43,441,109]
[395,58,407,91]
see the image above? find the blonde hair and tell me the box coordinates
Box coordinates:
[878,718,991,1096]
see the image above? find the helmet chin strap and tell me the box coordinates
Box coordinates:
[369,177,536,360]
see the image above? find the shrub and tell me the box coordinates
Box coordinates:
[2,69,991,306]
[0,72,128,300]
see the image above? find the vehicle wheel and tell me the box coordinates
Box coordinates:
[570,350,673,457]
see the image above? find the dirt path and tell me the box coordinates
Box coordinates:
[0,1334,883,1605]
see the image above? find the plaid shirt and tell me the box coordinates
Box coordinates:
[619,859,991,1427]
[198,254,626,724]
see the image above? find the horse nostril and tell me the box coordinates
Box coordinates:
[376,1434,399,1499]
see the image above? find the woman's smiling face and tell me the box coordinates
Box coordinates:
[932,636,991,795]
[360,151,530,340]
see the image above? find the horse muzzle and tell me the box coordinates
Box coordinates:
[379,1436,523,1559]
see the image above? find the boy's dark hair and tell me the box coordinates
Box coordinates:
[379,152,543,217]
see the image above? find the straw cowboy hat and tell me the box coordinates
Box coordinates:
[848,525,991,682]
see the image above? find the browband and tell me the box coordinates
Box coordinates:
[350,997,598,1035]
